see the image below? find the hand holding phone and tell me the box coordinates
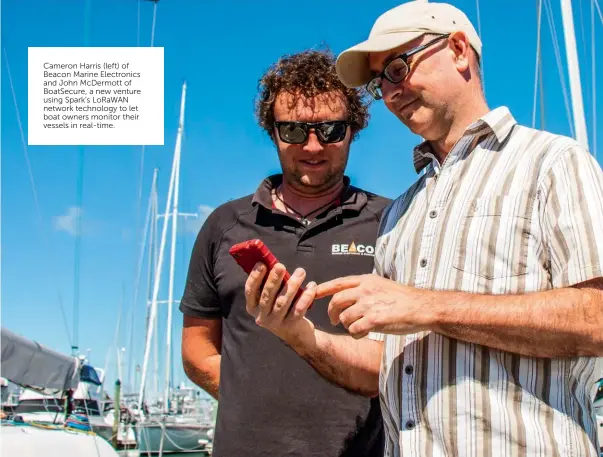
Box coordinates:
[229,239,306,303]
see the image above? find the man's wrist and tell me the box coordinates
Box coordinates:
[416,288,450,332]
[426,288,475,333]
[284,327,319,357]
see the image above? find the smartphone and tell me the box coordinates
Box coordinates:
[229,239,306,303]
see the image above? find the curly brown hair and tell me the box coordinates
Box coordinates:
[255,48,370,142]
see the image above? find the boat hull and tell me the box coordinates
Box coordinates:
[136,422,212,454]
[1,422,119,457]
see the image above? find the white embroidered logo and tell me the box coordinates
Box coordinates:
[331,241,375,256]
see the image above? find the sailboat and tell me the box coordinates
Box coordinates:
[128,81,215,454]
[10,366,137,449]
[0,328,120,457]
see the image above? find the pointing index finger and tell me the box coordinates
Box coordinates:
[315,276,361,299]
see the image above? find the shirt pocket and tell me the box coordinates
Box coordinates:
[453,192,534,280]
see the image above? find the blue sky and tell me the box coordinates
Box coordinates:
[2,0,602,397]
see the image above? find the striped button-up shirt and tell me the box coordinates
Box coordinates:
[370,107,603,457]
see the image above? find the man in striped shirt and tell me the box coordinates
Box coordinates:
[244,2,603,456]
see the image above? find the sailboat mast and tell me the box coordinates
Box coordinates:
[128,168,158,393]
[152,183,159,399]
[163,81,187,414]
[143,169,159,344]
[560,0,590,151]
[136,84,185,415]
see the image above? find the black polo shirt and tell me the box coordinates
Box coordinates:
[180,174,391,457]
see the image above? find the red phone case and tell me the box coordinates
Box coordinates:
[229,239,305,303]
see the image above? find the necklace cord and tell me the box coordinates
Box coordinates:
[273,189,341,224]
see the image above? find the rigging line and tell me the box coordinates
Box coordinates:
[170,311,175,393]
[128,149,146,389]
[576,0,591,121]
[475,0,485,93]
[135,152,146,244]
[133,0,160,399]
[594,0,603,25]
[128,0,159,391]
[577,0,591,138]
[73,150,84,354]
[132,143,146,316]
[84,0,92,45]
[578,0,588,66]
[145,176,158,395]
[544,0,574,136]
[134,0,153,257]
[145,184,157,350]
[590,0,603,159]
[73,0,92,355]
[533,0,544,128]
[591,0,603,158]
[127,173,156,390]
[137,0,159,241]
[150,1,158,47]
[593,0,598,158]
[152,187,160,400]
[540,49,546,131]
[102,284,125,400]
[137,0,141,47]
[544,0,575,138]
[2,48,73,348]
[146,184,159,399]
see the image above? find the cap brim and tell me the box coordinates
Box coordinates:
[336,31,425,87]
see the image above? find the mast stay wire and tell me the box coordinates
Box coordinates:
[2,48,73,349]
[592,0,598,158]
[544,0,576,139]
[533,0,544,129]
[127,0,160,390]
[72,0,92,356]
[475,0,485,94]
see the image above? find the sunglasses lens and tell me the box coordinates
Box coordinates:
[276,121,348,144]
[278,123,307,144]
[316,121,347,143]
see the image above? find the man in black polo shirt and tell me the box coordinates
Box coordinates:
[179,49,390,457]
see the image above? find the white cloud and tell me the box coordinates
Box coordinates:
[184,204,215,234]
[53,206,83,236]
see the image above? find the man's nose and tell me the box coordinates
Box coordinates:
[381,78,404,104]
[303,131,324,154]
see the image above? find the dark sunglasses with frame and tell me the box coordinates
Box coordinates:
[366,33,450,100]
[274,120,350,144]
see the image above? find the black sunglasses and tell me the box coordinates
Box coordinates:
[274,120,350,144]
[366,34,450,100]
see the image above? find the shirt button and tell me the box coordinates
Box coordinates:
[405,365,414,375]
[420,258,427,268]
[405,420,416,430]
[429,210,438,218]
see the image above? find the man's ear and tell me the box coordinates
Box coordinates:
[448,31,471,73]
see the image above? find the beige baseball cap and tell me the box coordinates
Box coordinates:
[336,1,482,88]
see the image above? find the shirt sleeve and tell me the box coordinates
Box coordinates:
[367,262,387,341]
[368,202,396,342]
[539,143,603,288]
[368,332,386,341]
[179,210,222,319]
